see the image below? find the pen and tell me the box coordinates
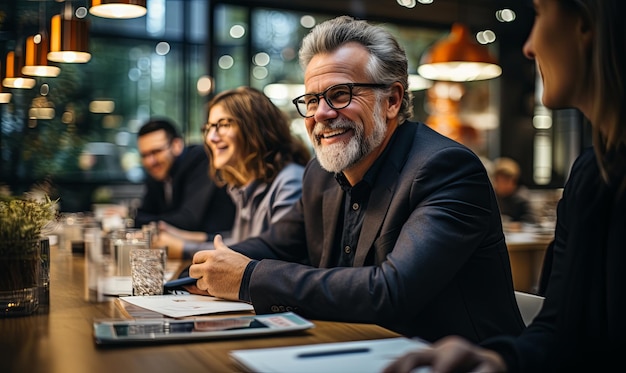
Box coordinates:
[296,347,370,358]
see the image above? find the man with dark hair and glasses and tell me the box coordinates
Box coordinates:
[135,117,235,235]
[187,16,524,343]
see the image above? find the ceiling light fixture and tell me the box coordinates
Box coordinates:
[89,0,147,19]
[23,34,61,77]
[0,62,11,103]
[408,74,433,91]
[3,51,37,90]
[23,1,61,77]
[48,4,91,64]
[418,23,502,82]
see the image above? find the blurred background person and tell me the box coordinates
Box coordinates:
[154,87,310,259]
[134,118,235,235]
[492,157,535,227]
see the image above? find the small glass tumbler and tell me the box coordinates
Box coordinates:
[130,248,165,296]
[109,228,148,276]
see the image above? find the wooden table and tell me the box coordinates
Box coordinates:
[506,230,552,294]
[0,246,400,373]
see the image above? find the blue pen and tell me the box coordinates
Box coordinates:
[164,276,197,288]
[296,347,370,358]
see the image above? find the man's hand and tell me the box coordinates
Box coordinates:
[188,235,252,300]
[381,336,507,373]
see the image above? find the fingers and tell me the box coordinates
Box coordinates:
[382,349,435,373]
[192,249,210,264]
[184,283,210,296]
[213,234,226,250]
[158,220,170,231]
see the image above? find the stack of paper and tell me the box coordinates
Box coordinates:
[119,294,254,318]
[230,337,431,373]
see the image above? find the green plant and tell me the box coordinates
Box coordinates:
[0,194,58,253]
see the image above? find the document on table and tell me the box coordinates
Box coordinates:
[230,336,432,373]
[119,294,254,318]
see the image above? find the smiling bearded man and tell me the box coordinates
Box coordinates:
[185,16,524,343]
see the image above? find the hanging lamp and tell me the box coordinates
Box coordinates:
[48,4,91,64]
[23,1,61,77]
[3,51,37,90]
[0,60,12,103]
[23,33,61,77]
[418,23,501,82]
[89,0,147,19]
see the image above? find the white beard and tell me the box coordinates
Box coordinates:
[311,102,387,174]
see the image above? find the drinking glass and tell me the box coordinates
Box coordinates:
[130,248,166,296]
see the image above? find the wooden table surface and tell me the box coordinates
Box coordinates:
[0,245,400,373]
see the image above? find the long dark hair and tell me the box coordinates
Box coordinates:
[204,86,311,187]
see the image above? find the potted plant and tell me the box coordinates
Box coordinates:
[0,193,57,317]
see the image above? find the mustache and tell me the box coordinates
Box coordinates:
[312,118,354,142]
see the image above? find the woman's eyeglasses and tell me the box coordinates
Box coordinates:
[202,118,235,137]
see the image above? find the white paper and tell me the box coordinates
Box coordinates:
[100,276,132,296]
[119,294,254,318]
[99,269,178,296]
[230,337,432,373]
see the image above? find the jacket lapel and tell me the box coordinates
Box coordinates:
[353,169,397,267]
[353,122,416,267]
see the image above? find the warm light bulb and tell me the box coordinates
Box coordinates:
[89,4,146,19]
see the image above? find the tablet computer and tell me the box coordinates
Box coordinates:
[93,312,314,345]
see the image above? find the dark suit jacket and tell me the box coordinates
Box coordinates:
[134,145,235,234]
[233,121,524,342]
[483,147,626,372]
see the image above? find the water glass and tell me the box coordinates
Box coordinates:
[109,228,148,276]
[84,227,115,302]
[130,248,166,296]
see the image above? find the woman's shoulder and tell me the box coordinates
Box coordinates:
[276,162,305,179]
[270,163,305,191]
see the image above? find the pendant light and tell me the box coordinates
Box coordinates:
[89,0,147,19]
[418,23,501,82]
[23,2,61,77]
[0,61,12,103]
[23,33,61,77]
[3,51,37,90]
[48,4,91,64]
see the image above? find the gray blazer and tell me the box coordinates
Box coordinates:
[233,121,525,342]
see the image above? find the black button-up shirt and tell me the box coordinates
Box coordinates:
[332,130,398,267]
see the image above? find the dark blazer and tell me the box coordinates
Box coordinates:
[233,121,524,343]
[483,147,626,372]
[134,145,235,234]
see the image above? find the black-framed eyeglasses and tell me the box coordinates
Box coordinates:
[291,83,389,118]
[202,118,235,137]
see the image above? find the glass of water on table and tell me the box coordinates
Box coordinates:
[130,247,166,296]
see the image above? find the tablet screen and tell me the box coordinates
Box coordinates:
[94,312,315,345]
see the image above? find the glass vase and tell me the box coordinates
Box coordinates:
[0,239,41,317]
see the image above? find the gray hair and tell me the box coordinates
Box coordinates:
[299,16,413,122]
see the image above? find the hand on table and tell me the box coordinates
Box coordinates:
[188,234,252,301]
[382,336,506,373]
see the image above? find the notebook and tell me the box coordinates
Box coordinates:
[230,336,431,373]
